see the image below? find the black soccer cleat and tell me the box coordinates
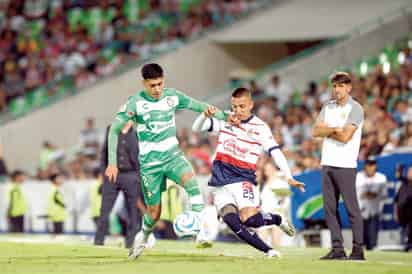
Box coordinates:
[320,249,347,260]
[348,247,366,261]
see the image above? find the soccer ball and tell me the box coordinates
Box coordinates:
[173,211,201,238]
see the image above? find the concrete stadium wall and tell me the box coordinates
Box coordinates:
[206,10,412,109]
[0,38,247,171]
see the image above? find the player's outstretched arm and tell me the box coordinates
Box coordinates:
[269,148,305,193]
[262,123,305,192]
[175,90,227,120]
[192,113,210,132]
[192,106,219,132]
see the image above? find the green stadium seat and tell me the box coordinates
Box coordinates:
[100,46,118,63]
[138,0,150,13]
[9,97,30,117]
[83,8,104,36]
[67,8,84,31]
[123,0,140,23]
[102,7,116,23]
[27,20,44,39]
[25,87,49,108]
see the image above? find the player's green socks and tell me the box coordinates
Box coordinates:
[142,214,156,241]
[183,177,204,212]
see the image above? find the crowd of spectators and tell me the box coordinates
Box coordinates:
[1,42,409,184]
[0,0,267,113]
[181,46,412,184]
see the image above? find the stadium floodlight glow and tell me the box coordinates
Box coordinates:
[383,62,391,74]
[360,62,368,76]
[398,52,406,64]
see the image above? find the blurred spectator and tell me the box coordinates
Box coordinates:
[90,169,103,228]
[265,75,293,106]
[47,173,66,234]
[79,117,101,154]
[356,157,387,250]
[6,170,27,232]
[395,165,412,252]
[258,161,290,247]
[39,141,64,174]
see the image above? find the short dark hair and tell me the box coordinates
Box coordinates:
[330,72,351,85]
[141,63,163,79]
[10,170,24,180]
[232,87,251,98]
[49,173,60,182]
[365,156,377,166]
[92,168,101,179]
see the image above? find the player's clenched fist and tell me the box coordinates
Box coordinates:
[204,105,218,117]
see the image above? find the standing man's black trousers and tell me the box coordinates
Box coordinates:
[53,222,64,234]
[363,215,379,250]
[322,166,363,250]
[8,216,24,232]
[94,171,140,248]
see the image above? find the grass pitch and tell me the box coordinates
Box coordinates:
[0,236,410,274]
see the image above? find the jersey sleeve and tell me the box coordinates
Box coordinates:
[192,113,221,133]
[108,97,137,166]
[175,90,227,120]
[347,102,364,127]
[115,97,138,123]
[261,124,281,154]
[208,117,222,133]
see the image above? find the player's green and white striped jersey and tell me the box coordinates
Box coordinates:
[109,88,225,168]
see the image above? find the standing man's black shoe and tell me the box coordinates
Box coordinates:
[320,249,347,260]
[348,247,366,261]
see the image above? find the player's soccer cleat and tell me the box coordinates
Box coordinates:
[196,240,213,249]
[128,231,154,260]
[146,233,156,249]
[194,210,213,248]
[348,247,365,261]
[265,249,282,258]
[320,249,347,260]
[279,217,295,237]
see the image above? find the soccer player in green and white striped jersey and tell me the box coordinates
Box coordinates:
[105,63,227,259]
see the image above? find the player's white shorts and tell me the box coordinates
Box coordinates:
[210,182,259,212]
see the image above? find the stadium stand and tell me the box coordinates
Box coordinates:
[20,33,411,183]
[0,0,272,118]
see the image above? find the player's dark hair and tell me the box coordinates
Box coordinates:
[141,63,163,79]
[232,87,251,98]
[10,170,24,180]
[330,72,351,85]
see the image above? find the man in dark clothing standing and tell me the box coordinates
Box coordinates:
[395,165,412,252]
[94,121,143,248]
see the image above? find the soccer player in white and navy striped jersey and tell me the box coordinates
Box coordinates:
[192,87,305,258]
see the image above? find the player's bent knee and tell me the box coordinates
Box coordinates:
[239,207,259,223]
[219,204,238,218]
